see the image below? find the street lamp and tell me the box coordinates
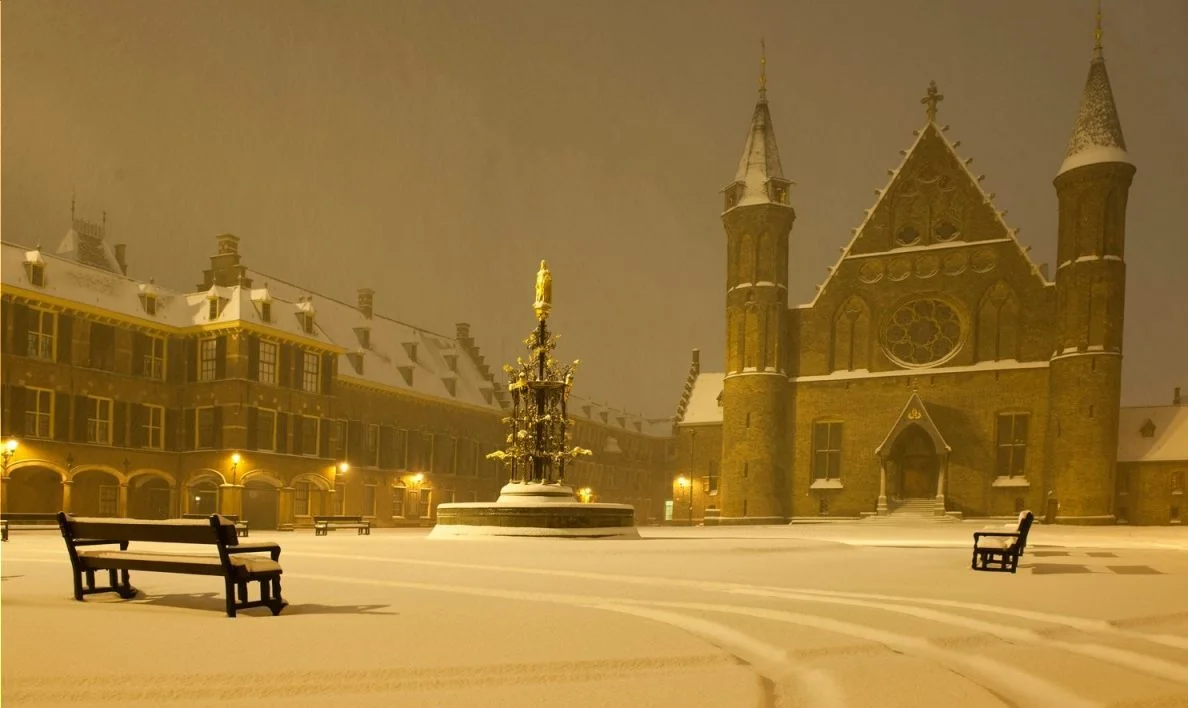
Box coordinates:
[411,472,425,485]
[2,438,17,473]
[578,486,593,503]
[334,462,350,515]
[676,475,692,526]
[230,452,241,484]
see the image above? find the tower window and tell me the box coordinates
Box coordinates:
[260,301,272,323]
[30,264,46,286]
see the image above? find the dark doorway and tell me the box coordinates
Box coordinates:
[891,425,938,499]
[188,481,220,515]
[6,467,63,512]
[129,476,172,519]
[243,482,279,530]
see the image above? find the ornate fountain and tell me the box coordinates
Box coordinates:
[429,261,638,539]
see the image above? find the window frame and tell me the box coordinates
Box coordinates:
[28,308,57,360]
[257,408,278,452]
[145,335,166,379]
[301,351,320,393]
[812,421,844,481]
[300,415,320,456]
[26,387,55,439]
[87,396,114,445]
[995,412,1030,478]
[196,406,216,449]
[145,404,164,450]
[258,340,278,385]
[198,337,219,381]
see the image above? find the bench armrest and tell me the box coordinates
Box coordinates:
[973,531,1021,539]
[227,542,282,561]
[71,539,130,547]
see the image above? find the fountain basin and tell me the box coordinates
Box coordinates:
[428,483,639,539]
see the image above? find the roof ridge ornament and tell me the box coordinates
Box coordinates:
[921,80,944,123]
[758,37,767,98]
[1094,0,1103,59]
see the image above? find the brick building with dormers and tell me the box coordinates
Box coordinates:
[1,225,674,528]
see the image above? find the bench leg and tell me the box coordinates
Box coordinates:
[237,582,248,603]
[71,570,85,601]
[224,578,238,618]
[268,576,286,615]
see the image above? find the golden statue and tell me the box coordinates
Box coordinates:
[533,259,553,320]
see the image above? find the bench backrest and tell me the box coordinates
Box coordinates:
[2,512,61,523]
[58,513,240,546]
[1015,510,1035,548]
[312,515,364,523]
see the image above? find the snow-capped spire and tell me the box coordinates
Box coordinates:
[1057,1,1129,176]
[723,39,791,210]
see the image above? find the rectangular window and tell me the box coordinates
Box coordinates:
[258,409,277,452]
[302,351,320,393]
[196,407,216,449]
[89,324,116,370]
[707,459,720,493]
[28,308,56,360]
[260,301,272,323]
[145,405,164,450]
[368,424,380,467]
[392,486,406,517]
[198,338,218,381]
[258,341,278,385]
[335,483,347,515]
[335,419,348,459]
[301,416,320,456]
[418,490,431,518]
[295,482,311,517]
[812,422,843,480]
[145,336,166,379]
[98,485,119,517]
[995,413,1029,477]
[87,397,114,445]
[25,387,54,438]
[1173,472,1184,494]
[363,482,377,516]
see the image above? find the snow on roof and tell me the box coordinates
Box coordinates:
[679,373,725,425]
[725,92,789,209]
[1118,405,1188,463]
[1058,55,1129,177]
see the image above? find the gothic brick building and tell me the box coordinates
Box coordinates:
[1,227,673,528]
[673,26,1185,525]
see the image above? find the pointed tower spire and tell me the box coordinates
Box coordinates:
[723,39,791,210]
[1058,0,1129,175]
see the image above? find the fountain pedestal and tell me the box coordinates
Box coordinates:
[429,482,638,539]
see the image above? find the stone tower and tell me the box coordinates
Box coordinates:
[717,47,795,523]
[1047,9,1135,523]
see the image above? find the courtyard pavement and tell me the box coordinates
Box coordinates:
[2,520,1187,707]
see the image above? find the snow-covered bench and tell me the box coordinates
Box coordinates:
[313,515,371,536]
[56,512,287,618]
[1,512,61,541]
[971,510,1034,573]
[183,512,249,537]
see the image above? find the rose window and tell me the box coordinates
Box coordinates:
[882,298,963,367]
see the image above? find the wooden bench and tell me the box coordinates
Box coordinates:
[312,515,371,536]
[57,512,286,618]
[1,512,62,542]
[971,510,1034,573]
[183,513,249,537]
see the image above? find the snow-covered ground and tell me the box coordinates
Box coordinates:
[3,521,1187,707]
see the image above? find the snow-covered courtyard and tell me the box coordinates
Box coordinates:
[3,522,1188,707]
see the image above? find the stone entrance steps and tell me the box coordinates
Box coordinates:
[863,498,962,522]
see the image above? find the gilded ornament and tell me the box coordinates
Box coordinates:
[533,260,553,321]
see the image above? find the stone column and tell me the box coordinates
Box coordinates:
[1,476,8,514]
[169,487,179,518]
[117,484,129,517]
[934,452,948,515]
[876,458,889,515]
[61,480,73,513]
[278,487,295,528]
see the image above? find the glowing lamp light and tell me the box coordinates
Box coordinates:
[676,475,690,489]
[231,452,242,465]
[5,438,17,453]
[338,462,350,473]
[411,472,425,485]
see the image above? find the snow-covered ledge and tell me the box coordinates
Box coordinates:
[992,476,1030,488]
[810,479,844,490]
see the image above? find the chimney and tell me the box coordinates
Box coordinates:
[113,244,128,275]
[1175,387,1182,405]
[456,322,471,341]
[691,348,700,376]
[357,288,375,319]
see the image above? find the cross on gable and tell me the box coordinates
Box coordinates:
[921,80,944,122]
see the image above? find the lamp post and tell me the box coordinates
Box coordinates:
[2,438,17,474]
[230,452,241,485]
[335,462,349,515]
[676,475,692,526]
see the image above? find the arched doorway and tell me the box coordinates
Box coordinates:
[72,468,124,517]
[129,474,173,519]
[891,424,938,500]
[186,478,221,515]
[242,476,280,530]
[5,466,64,512]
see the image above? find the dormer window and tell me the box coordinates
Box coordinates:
[299,312,315,335]
[260,301,272,323]
[138,281,159,316]
[347,351,364,375]
[24,249,47,287]
[1140,420,1156,438]
[355,327,371,349]
[208,298,220,320]
[403,341,418,363]
[144,295,157,316]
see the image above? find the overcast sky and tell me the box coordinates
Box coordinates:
[4,0,1186,417]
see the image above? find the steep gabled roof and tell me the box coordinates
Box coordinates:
[795,83,1048,310]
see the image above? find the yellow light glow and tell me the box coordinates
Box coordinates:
[4,438,17,453]
[338,462,350,473]
[411,472,425,484]
[231,452,241,465]
[676,475,690,488]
